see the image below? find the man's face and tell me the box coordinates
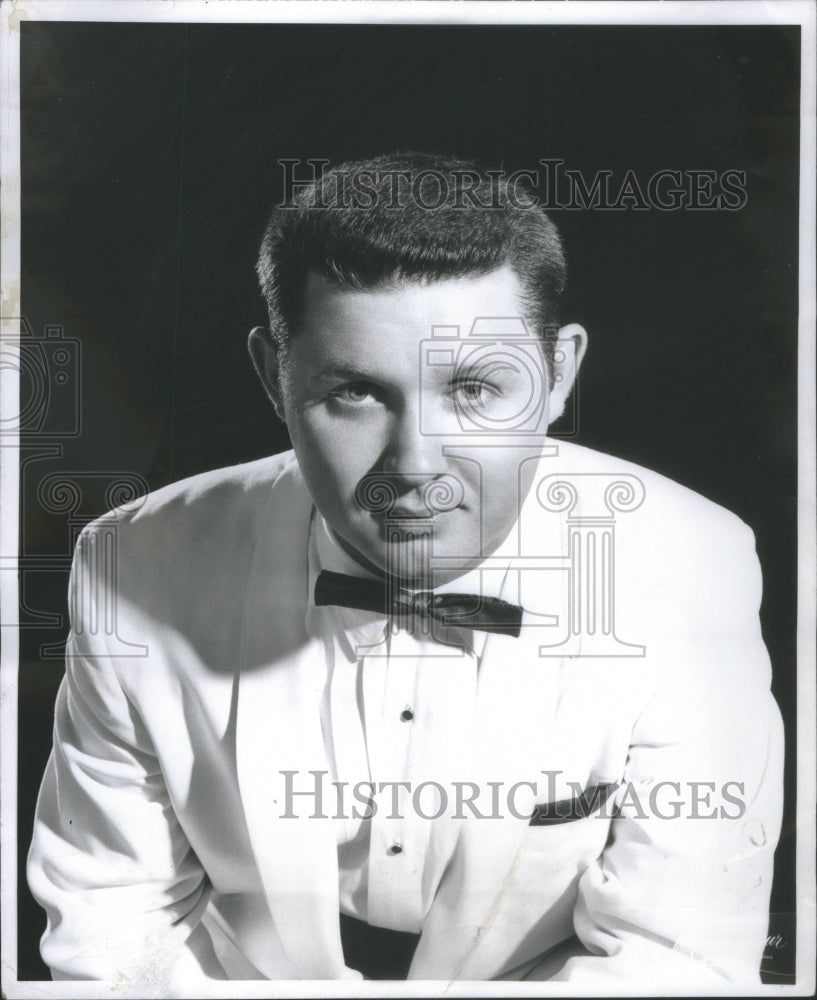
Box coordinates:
[252,267,584,584]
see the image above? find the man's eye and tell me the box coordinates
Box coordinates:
[453,380,493,407]
[332,381,377,404]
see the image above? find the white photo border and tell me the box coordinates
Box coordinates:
[1,2,814,997]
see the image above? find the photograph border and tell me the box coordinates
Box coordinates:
[1,2,814,997]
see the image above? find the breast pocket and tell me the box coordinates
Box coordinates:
[528,781,618,826]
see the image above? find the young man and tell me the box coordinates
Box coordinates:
[28,153,783,992]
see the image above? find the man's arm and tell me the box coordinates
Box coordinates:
[27,525,216,993]
[543,516,784,985]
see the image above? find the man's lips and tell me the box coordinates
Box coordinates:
[377,500,465,519]
[388,506,439,519]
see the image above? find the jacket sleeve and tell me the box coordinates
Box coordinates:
[547,516,785,987]
[27,525,217,994]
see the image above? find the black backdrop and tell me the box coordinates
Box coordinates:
[17,20,799,982]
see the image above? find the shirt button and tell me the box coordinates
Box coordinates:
[400,708,414,722]
[387,843,403,856]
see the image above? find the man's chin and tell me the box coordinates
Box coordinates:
[335,524,438,584]
[337,518,486,587]
[360,535,434,582]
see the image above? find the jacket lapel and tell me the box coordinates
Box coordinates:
[234,462,350,979]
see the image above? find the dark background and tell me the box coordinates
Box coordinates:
[17,21,799,982]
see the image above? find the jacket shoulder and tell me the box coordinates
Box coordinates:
[549,439,755,548]
[72,451,311,608]
[83,450,303,537]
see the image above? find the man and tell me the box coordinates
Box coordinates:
[28,153,783,992]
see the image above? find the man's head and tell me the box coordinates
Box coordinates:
[250,153,587,583]
[255,151,567,376]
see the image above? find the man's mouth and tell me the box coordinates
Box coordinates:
[387,505,440,520]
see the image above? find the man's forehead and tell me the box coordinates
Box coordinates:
[299,266,535,337]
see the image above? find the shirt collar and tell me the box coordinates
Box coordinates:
[305,511,388,657]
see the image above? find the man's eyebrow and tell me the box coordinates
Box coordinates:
[447,357,525,379]
[309,364,381,384]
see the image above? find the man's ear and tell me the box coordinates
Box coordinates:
[248,326,286,423]
[547,323,588,422]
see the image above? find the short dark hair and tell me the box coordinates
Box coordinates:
[256,151,566,370]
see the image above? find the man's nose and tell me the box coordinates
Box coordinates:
[381,405,441,485]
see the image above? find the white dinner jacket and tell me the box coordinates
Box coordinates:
[27,441,784,995]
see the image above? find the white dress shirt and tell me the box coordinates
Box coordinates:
[304,510,519,934]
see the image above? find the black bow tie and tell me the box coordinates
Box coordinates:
[314,570,523,638]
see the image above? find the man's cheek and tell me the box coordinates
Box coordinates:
[313,417,371,464]
[297,418,349,469]
[308,445,366,515]
[480,459,529,519]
